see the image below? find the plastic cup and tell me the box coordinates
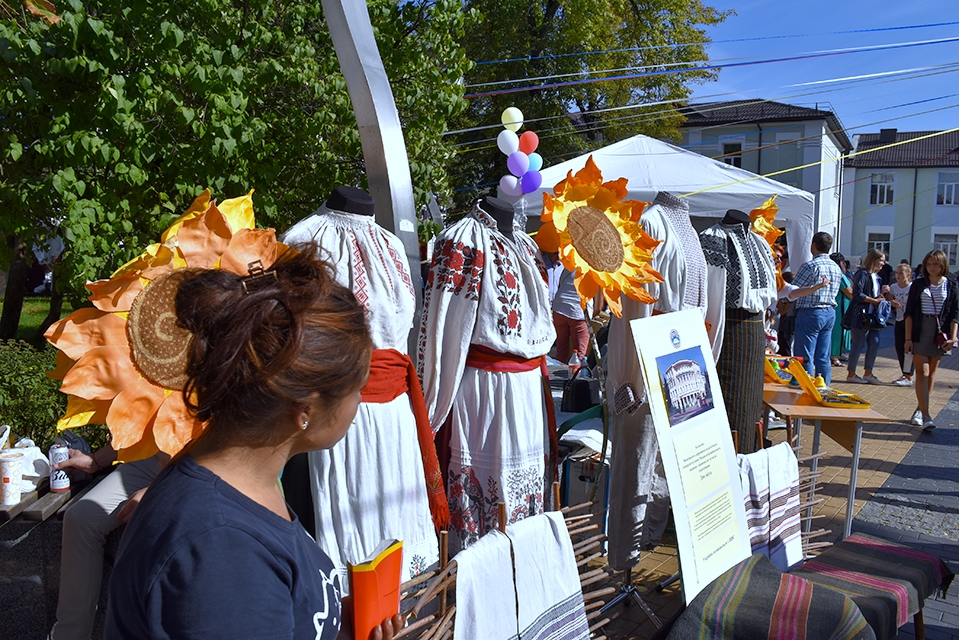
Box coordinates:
[0,451,24,506]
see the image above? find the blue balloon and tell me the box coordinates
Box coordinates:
[527,153,543,172]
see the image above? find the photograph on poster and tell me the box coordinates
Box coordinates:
[655,346,714,427]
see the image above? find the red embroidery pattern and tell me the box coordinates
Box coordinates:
[385,239,415,296]
[348,231,371,320]
[447,464,544,548]
[432,239,484,300]
[491,237,523,337]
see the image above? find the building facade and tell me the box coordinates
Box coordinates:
[840,129,959,268]
[680,100,853,254]
[664,359,708,415]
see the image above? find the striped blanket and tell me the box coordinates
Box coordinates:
[668,553,876,640]
[738,443,803,571]
[792,533,955,640]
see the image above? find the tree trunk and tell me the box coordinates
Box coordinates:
[0,237,28,340]
[33,260,63,344]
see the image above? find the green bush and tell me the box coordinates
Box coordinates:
[0,340,109,451]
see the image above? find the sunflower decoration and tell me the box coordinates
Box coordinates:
[536,156,663,317]
[45,190,287,462]
[749,195,786,290]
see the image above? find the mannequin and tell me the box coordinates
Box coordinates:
[418,200,556,553]
[325,185,375,216]
[700,211,777,453]
[606,191,709,571]
[281,188,442,588]
[480,195,515,240]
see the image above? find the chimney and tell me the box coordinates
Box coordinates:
[878,128,898,143]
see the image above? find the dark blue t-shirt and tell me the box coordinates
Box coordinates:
[105,455,341,639]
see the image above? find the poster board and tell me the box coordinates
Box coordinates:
[630,309,751,602]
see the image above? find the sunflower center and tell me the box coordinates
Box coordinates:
[567,205,625,272]
[127,270,192,391]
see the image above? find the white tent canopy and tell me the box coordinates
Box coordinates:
[513,134,816,267]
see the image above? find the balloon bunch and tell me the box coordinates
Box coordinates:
[496,107,545,197]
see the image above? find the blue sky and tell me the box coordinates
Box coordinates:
[692,1,959,134]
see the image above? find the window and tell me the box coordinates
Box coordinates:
[867,232,890,255]
[870,173,894,205]
[722,143,742,168]
[934,234,958,265]
[937,172,959,205]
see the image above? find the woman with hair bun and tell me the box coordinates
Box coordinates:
[105,244,401,640]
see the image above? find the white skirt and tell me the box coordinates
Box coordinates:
[447,366,548,554]
[309,393,439,592]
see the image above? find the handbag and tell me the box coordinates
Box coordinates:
[929,285,951,349]
[561,366,601,413]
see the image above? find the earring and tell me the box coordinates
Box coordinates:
[300,419,309,430]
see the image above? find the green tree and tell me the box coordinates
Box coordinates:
[450,0,731,203]
[0,0,474,336]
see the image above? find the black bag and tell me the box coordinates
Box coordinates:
[861,307,884,331]
[841,304,883,331]
[561,366,601,413]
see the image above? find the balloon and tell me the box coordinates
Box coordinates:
[499,175,523,197]
[518,131,539,154]
[501,107,524,132]
[521,170,543,194]
[496,130,519,156]
[507,152,529,177]
[527,152,543,172]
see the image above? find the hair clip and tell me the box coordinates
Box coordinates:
[241,260,277,293]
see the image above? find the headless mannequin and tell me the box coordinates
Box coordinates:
[325,185,375,216]
[722,209,750,226]
[480,196,515,241]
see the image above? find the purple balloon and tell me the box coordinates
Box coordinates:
[521,169,543,194]
[507,152,529,177]
[499,174,522,197]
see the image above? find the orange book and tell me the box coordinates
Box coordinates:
[348,539,403,640]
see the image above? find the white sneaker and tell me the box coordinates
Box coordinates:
[911,410,923,426]
[846,374,868,384]
[892,376,913,387]
[922,417,937,431]
[863,374,884,385]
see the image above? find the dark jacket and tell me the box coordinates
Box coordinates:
[904,276,959,342]
[843,268,881,331]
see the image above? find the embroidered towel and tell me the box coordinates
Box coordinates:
[452,529,518,640]
[738,448,771,562]
[507,512,590,640]
[766,442,802,570]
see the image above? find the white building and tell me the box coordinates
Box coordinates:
[840,129,959,267]
[664,359,708,414]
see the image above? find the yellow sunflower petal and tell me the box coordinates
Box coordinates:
[218,189,256,233]
[45,308,128,361]
[115,419,160,463]
[176,204,232,268]
[106,377,168,450]
[153,391,206,456]
[218,228,279,275]
[60,346,140,401]
[57,395,111,430]
[160,190,213,243]
[85,272,145,313]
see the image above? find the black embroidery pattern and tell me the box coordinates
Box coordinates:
[506,465,545,524]
[699,233,728,269]
[725,236,744,307]
[491,237,523,337]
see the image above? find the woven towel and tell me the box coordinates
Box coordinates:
[766,442,802,571]
[453,529,517,640]
[508,512,590,640]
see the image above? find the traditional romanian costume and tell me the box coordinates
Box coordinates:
[283,206,443,587]
[418,203,556,553]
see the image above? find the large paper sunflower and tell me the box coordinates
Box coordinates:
[45,190,287,462]
[749,195,786,290]
[537,156,663,317]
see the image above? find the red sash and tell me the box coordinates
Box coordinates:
[464,345,560,483]
[361,349,449,532]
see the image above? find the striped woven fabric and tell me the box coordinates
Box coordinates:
[738,444,803,571]
[792,533,955,640]
[716,310,766,453]
[667,554,875,640]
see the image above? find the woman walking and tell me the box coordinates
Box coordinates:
[844,249,887,385]
[889,263,914,386]
[830,253,852,366]
[904,250,959,430]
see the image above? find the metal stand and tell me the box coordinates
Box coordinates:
[600,568,663,628]
[654,571,680,592]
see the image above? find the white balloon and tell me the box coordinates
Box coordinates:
[497,129,520,156]
[499,175,522,197]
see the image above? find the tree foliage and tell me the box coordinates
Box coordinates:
[450,0,731,204]
[0,0,474,303]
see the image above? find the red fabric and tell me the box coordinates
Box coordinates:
[464,345,560,486]
[361,349,449,532]
[553,311,589,362]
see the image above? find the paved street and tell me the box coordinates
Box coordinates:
[602,333,959,638]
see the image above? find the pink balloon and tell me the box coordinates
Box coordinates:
[521,170,543,194]
[499,174,522,197]
[518,131,539,155]
[507,152,529,177]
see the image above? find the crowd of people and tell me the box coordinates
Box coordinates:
[770,237,959,432]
